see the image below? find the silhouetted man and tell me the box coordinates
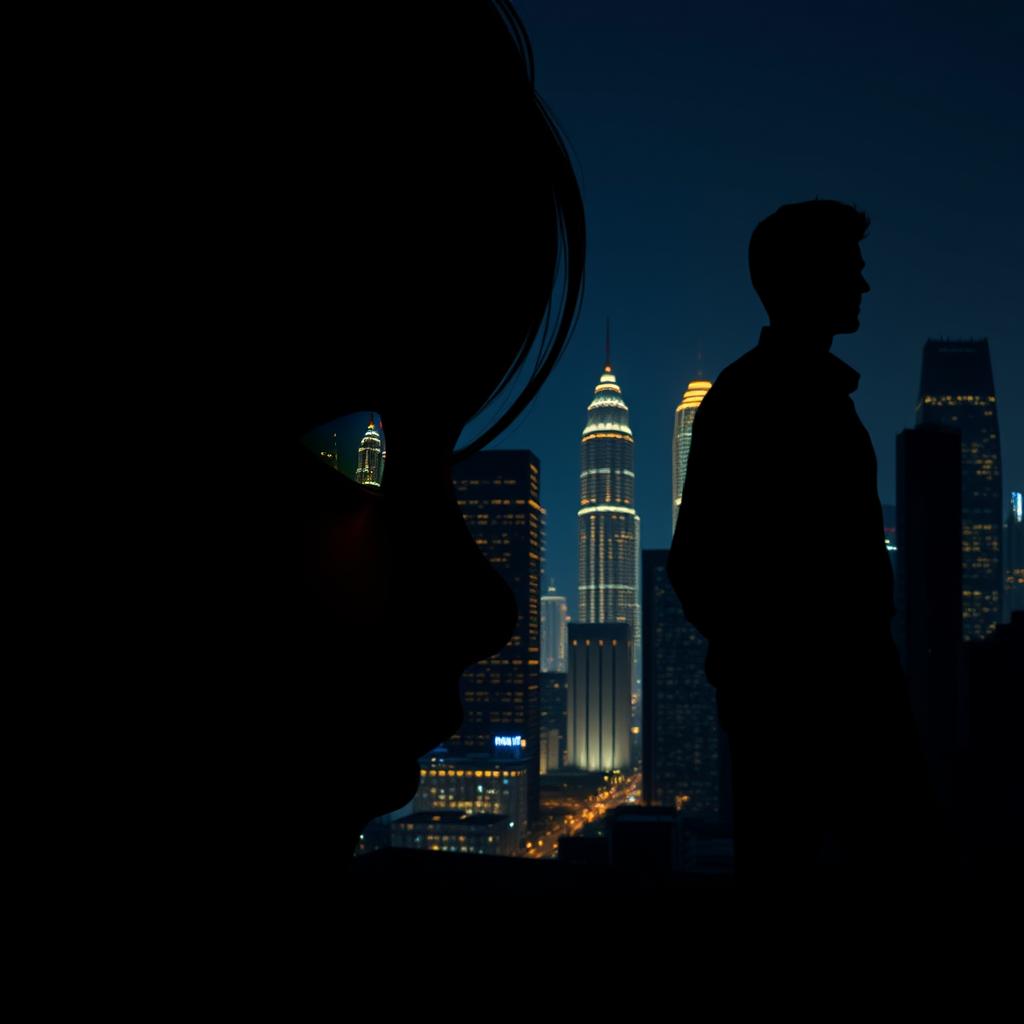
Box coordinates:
[669,200,934,893]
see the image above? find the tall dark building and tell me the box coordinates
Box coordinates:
[539,670,568,773]
[450,450,542,822]
[916,339,1003,639]
[1006,492,1024,617]
[641,550,721,821]
[896,427,965,819]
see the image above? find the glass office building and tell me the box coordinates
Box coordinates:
[916,339,1003,639]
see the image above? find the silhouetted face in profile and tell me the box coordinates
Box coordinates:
[813,242,870,336]
[325,359,525,840]
[251,4,584,853]
[749,200,871,347]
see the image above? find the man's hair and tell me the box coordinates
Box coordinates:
[749,199,870,315]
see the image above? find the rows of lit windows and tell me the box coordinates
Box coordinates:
[919,394,996,405]
[581,432,635,443]
[423,767,523,779]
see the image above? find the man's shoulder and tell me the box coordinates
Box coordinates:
[694,346,765,423]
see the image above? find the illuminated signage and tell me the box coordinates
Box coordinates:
[494,735,524,749]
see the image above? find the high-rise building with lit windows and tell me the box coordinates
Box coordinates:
[449,450,542,821]
[916,339,1003,639]
[390,811,518,857]
[578,359,641,703]
[672,379,712,533]
[415,755,529,848]
[538,671,568,772]
[1006,492,1024,617]
[355,417,384,487]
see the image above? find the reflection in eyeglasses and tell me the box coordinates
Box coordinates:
[303,412,386,488]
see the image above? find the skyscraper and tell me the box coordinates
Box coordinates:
[566,623,632,772]
[1006,492,1024,617]
[641,549,721,820]
[672,379,712,534]
[449,450,542,821]
[541,583,569,674]
[540,582,569,772]
[578,352,641,703]
[916,339,1003,639]
[355,417,384,487]
[538,670,568,772]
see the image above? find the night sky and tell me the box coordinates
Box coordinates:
[454,0,1023,617]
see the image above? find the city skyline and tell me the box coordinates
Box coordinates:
[452,1,1022,617]
[310,326,1020,630]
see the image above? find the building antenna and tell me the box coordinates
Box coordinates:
[605,318,611,371]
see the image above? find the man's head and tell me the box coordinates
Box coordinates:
[749,199,871,336]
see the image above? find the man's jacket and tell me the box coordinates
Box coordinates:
[668,325,898,690]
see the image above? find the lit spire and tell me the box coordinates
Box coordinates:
[356,418,384,487]
[604,318,612,373]
[585,327,631,435]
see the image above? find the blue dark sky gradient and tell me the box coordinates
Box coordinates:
[459,0,1022,617]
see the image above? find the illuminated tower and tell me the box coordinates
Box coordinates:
[541,582,569,674]
[916,339,1003,639]
[355,417,384,487]
[578,332,641,703]
[567,623,632,772]
[672,378,712,533]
